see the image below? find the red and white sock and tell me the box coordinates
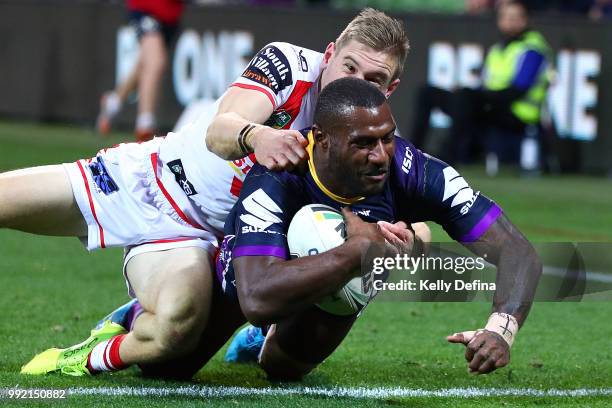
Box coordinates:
[86,334,127,373]
[136,112,156,132]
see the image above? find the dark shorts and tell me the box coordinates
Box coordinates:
[128,10,179,46]
[216,235,239,301]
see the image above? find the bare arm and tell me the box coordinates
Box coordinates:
[205,87,307,169]
[235,237,367,326]
[205,87,272,158]
[465,214,542,326]
[448,214,542,374]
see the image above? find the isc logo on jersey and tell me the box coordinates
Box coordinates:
[442,167,479,215]
[401,146,413,174]
[240,188,283,234]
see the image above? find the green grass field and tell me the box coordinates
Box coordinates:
[1,120,612,407]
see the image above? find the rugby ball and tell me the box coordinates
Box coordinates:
[287,204,375,316]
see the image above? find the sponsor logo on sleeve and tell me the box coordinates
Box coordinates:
[242,69,273,88]
[442,167,479,215]
[242,45,293,94]
[401,146,413,174]
[167,159,198,196]
[240,188,283,233]
[355,209,371,217]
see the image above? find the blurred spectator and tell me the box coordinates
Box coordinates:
[466,0,494,15]
[518,0,608,17]
[97,0,184,141]
[589,0,612,19]
[410,1,551,168]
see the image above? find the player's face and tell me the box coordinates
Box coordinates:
[320,40,400,98]
[497,4,528,37]
[328,104,396,196]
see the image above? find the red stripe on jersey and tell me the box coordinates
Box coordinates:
[279,80,313,129]
[230,83,276,109]
[230,176,243,198]
[76,160,106,248]
[150,153,204,230]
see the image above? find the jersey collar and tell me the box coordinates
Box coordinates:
[306,130,365,205]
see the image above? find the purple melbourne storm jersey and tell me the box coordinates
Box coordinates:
[216,132,502,299]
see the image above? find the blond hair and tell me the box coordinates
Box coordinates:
[335,8,410,80]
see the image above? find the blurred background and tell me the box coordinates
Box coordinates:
[0,0,610,175]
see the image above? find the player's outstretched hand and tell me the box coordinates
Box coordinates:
[252,128,309,171]
[447,330,510,374]
[377,220,414,256]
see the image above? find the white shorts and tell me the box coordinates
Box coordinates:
[63,138,219,252]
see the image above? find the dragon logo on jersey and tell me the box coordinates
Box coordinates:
[88,157,118,195]
[442,167,479,215]
[242,45,293,94]
[240,188,283,232]
[264,110,292,129]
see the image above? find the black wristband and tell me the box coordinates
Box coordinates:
[238,124,256,155]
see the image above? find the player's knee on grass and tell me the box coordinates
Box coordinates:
[260,307,356,381]
[138,323,211,381]
[139,279,246,380]
[129,247,214,360]
[154,273,212,356]
[152,297,206,356]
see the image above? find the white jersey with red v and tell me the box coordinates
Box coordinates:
[154,42,325,236]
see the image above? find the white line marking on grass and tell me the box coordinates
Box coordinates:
[543,265,612,284]
[65,386,612,399]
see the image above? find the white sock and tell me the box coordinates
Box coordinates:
[104,92,122,117]
[136,112,156,131]
[88,340,113,372]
